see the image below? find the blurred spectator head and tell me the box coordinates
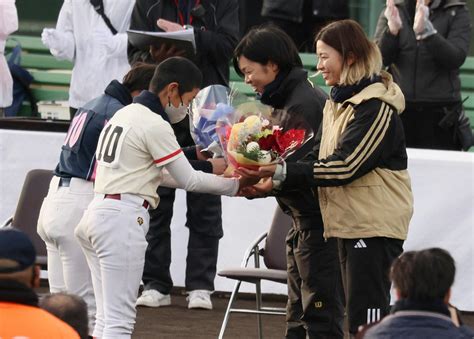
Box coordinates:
[40,292,89,339]
[233,24,302,78]
[391,248,455,302]
[0,228,39,288]
[315,19,382,86]
[122,62,157,96]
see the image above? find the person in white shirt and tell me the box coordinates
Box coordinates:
[75,57,255,339]
[41,0,134,119]
[0,0,18,117]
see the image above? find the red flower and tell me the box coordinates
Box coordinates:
[257,134,277,151]
[275,129,305,153]
[272,129,283,153]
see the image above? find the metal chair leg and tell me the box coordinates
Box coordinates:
[218,280,242,339]
[256,279,263,339]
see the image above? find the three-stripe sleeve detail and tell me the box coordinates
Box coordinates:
[313,102,393,180]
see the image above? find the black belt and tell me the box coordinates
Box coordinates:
[58,177,71,187]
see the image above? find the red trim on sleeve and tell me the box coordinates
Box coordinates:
[154,149,183,164]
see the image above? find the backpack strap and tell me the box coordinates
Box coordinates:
[89,0,118,35]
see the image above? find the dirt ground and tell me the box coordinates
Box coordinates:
[134,290,286,339]
[37,286,474,339]
[133,290,474,339]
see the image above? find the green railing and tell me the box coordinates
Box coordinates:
[5,34,474,149]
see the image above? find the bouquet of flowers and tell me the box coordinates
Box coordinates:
[215,101,314,172]
[190,85,247,156]
[190,85,313,173]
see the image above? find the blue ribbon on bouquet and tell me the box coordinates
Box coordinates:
[194,103,235,150]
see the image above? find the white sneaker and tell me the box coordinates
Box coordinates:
[187,290,213,310]
[136,289,171,307]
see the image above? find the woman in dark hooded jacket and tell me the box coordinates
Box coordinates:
[234,25,344,339]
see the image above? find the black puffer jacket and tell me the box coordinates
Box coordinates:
[261,68,327,230]
[365,299,474,339]
[127,0,239,87]
[261,0,304,23]
[261,0,348,23]
[374,0,471,103]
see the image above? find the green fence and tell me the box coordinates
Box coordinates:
[349,0,385,37]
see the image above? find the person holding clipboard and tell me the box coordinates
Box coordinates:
[127,0,239,310]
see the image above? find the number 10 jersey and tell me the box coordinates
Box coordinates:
[94,102,184,209]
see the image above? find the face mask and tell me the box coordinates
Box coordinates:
[165,96,188,124]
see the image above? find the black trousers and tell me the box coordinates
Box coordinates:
[142,186,223,294]
[401,103,462,151]
[338,237,403,335]
[286,228,345,339]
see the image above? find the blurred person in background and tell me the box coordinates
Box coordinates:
[261,0,348,52]
[40,292,89,339]
[375,0,472,150]
[41,0,134,119]
[0,229,79,338]
[363,248,474,339]
[0,0,18,117]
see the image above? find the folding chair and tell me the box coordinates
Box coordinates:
[217,206,293,339]
[1,169,53,268]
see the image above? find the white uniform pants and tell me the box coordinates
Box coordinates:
[75,194,149,339]
[37,176,96,332]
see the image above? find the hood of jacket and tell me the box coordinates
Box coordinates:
[344,71,406,114]
[104,80,133,106]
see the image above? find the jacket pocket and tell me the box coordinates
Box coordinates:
[323,172,384,235]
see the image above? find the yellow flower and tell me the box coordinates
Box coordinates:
[228,122,244,148]
[243,115,261,131]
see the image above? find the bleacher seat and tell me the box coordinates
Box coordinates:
[5,35,71,116]
[4,35,474,151]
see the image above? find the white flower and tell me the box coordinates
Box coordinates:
[259,150,272,164]
[246,141,260,153]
